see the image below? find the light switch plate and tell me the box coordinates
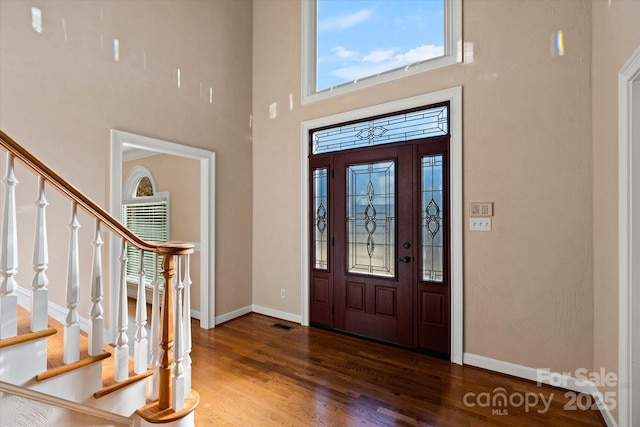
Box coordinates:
[470,217,492,231]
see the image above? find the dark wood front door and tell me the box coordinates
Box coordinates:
[309,133,450,356]
[332,144,414,346]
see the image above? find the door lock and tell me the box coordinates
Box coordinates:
[399,256,411,263]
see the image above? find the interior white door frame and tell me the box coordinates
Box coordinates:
[618,44,640,427]
[110,130,216,332]
[299,86,464,364]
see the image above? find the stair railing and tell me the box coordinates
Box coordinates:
[0,130,196,415]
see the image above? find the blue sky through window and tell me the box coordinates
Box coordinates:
[316,0,445,91]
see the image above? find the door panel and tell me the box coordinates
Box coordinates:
[334,145,413,347]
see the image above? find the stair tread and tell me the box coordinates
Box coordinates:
[36,352,111,381]
[0,325,57,349]
[95,368,153,399]
[14,305,147,392]
[11,302,195,421]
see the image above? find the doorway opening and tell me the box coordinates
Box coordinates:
[110,130,216,331]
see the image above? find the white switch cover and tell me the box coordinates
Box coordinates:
[470,218,492,231]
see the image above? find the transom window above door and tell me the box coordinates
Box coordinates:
[310,103,449,154]
[302,0,462,104]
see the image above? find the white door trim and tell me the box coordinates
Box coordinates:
[619,44,640,427]
[300,86,464,364]
[110,130,216,331]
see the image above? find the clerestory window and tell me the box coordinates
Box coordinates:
[302,0,462,104]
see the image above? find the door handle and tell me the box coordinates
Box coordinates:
[399,256,411,263]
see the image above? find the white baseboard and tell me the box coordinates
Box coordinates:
[251,305,302,324]
[463,353,617,426]
[215,305,252,325]
[15,286,30,309]
[17,285,203,344]
[16,286,91,333]
[213,305,302,326]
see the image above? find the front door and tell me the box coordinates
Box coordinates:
[333,144,414,346]
[309,104,450,355]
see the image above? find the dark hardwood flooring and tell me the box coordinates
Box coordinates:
[189,313,605,426]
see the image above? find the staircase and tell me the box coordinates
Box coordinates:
[0,130,199,426]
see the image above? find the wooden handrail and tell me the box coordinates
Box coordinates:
[1,129,197,418]
[0,130,192,255]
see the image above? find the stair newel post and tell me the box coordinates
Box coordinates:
[172,255,185,412]
[183,252,192,399]
[134,249,148,374]
[148,251,162,400]
[0,154,19,339]
[156,242,193,410]
[114,239,130,382]
[30,176,49,332]
[89,219,104,356]
[63,202,81,364]
[158,249,176,410]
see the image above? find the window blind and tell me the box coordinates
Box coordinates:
[122,201,168,285]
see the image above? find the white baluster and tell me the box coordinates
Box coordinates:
[148,252,162,400]
[114,240,129,382]
[64,202,81,364]
[182,253,192,399]
[89,220,104,356]
[134,250,148,374]
[31,177,49,332]
[0,154,18,339]
[172,256,185,412]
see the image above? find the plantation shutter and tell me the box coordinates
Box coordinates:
[122,200,168,285]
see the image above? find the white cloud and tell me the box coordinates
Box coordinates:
[332,46,359,60]
[318,9,373,31]
[363,49,395,63]
[330,44,446,84]
[394,44,444,62]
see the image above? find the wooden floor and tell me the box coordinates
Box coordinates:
[189,313,605,426]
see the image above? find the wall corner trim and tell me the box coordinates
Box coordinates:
[618,44,640,427]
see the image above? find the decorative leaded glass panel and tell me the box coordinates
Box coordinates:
[313,168,329,270]
[421,155,444,282]
[311,105,448,154]
[347,161,395,277]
